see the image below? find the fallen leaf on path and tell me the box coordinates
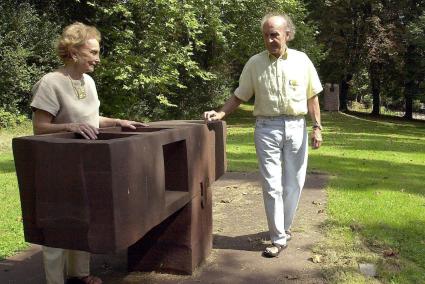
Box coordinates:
[318,209,325,214]
[310,254,323,263]
[312,200,321,205]
[242,192,247,195]
[383,249,399,257]
[220,199,231,203]
[285,274,299,280]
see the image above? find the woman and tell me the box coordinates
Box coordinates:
[31,22,145,284]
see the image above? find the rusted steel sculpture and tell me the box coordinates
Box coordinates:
[13,120,226,274]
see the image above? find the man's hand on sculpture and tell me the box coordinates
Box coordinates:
[311,129,323,149]
[203,110,225,122]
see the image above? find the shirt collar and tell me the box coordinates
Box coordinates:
[268,47,288,61]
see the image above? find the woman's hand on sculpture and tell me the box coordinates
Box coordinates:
[67,123,99,140]
[116,119,149,129]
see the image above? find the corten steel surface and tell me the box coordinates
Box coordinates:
[12,120,226,254]
[128,185,213,274]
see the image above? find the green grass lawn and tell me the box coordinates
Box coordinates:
[311,113,425,283]
[226,105,425,283]
[0,122,32,259]
[1,110,425,283]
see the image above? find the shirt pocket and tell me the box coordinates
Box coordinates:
[286,77,306,101]
[285,76,308,114]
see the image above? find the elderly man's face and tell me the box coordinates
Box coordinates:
[262,16,289,58]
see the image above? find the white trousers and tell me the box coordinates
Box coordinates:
[42,246,90,284]
[254,116,308,246]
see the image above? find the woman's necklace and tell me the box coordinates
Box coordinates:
[68,74,87,100]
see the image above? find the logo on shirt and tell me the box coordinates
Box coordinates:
[289,80,299,86]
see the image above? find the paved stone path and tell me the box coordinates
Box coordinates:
[0,172,328,284]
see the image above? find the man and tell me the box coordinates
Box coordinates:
[203,13,323,257]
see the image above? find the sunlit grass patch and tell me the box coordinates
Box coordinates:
[0,153,27,259]
[0,122,32,259]
[225,107,425,282]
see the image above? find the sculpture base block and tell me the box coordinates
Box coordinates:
[128,186,212,275]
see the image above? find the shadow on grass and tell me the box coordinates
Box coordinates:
[228,137,425,190]
[0,157,15,173]
[325,111,425,136]
[345,110,425,124]
[309,154,425,196]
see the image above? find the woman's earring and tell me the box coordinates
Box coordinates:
[73,57,77,63]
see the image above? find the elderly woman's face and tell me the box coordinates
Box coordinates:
[74,38,100,73]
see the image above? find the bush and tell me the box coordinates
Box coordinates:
[0,1,60,115]
[0,108,28,128]
[385,97,405,111]
[362,94,372,109]
[0,0,323,120]
[413,99,423,113]
[91,0,323,120]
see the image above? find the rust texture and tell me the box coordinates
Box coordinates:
[13,120,226,274]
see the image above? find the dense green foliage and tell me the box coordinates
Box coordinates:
[86,0,323,120]
[0,0,322,122]
[0,1,60,114]
[0,109,28,129]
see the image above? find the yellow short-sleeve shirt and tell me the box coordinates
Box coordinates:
[234,49,323,116]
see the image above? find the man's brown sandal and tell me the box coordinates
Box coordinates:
[263,243,287,258]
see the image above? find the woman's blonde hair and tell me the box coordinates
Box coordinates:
[56,22,101,62]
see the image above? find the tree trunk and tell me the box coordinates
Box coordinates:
[404,82,414,120]
[370,63,381,116]
[403,44,416,120]
[339,74,352,111]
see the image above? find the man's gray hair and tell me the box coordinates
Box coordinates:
[260,12,296,41]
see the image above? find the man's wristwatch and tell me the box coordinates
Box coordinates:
[312,122,323,130]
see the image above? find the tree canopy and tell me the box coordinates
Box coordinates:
[307,0,425,117]
[0,0,322,121]
[1,0,424,123]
